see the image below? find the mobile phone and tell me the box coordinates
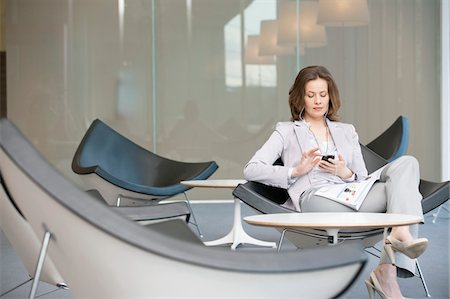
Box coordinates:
[321,155,335,162]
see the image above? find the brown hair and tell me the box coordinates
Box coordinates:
[288,65,341,121]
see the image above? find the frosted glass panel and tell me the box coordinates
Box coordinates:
[6,0,442,199]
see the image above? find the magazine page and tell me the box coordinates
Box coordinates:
[315,165,387,210]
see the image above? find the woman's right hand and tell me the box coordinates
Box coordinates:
[291,147,321,178]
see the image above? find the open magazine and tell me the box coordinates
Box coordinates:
[315,165,387,210]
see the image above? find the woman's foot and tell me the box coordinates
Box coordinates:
[389,226,414,243]
[372,264,405,299]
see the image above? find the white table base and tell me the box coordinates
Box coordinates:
[204,198,277,250]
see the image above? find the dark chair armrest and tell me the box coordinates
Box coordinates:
[233,181,292,214]
[420,179,450,214]
[112,202,190,222]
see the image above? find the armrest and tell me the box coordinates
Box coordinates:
[420,179,450,214]
[233,181,292,214]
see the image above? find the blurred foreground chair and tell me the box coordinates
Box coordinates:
[0,177,188,298]
[0,180,67,297]
[366,116,409,161]
[0,118,368,299]
[233,145,449,297]
[72,119,218,236]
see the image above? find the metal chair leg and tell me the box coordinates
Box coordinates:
[415,259,431,297]
[432,204,450,223]
[183,192,203,238]
[29,230,52,299]
[0,277,32,297]
[277,229,287,252]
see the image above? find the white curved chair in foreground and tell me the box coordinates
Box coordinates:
[0,118,367,299]
[0,181,67,297]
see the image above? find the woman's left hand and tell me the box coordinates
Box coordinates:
[318,154,354,179]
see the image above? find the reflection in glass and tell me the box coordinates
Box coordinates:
[317,0,370,27]
[225,15,243,87]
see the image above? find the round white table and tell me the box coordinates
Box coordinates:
[181,179,277,250]
[244,212,422,249]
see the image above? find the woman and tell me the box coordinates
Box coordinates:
[244,65,428,299]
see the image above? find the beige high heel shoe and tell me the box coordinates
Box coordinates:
[365,244,410,299]
[383,244,396,265]
[386,235,428,259]
[365,271,410,299]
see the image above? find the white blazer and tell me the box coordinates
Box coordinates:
[243,119,368,211]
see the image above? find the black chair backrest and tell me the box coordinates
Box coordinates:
[72,119,218,196]
[366,116,409,161]
[360,144,389,173]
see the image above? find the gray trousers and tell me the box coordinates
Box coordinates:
[299,155,423,277]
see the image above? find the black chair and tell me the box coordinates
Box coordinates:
[0,118,368,299]
[72,119,218,236]
[366,116,409,161]
[233,144,449,297]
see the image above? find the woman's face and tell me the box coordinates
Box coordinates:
[303,78,330,121]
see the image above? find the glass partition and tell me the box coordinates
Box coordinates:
[6,0,442,199]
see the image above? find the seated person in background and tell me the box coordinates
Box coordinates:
[244,65,428,299]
